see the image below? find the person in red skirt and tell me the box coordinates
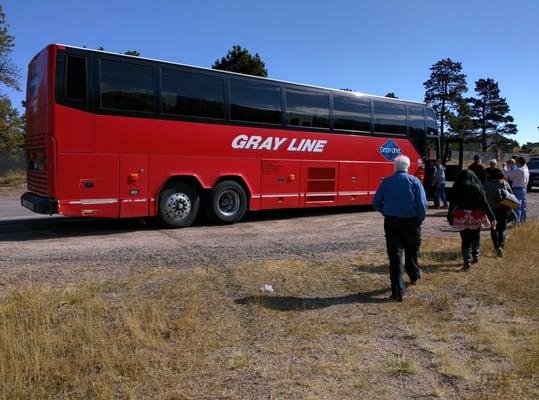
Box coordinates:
[447,169,496,270]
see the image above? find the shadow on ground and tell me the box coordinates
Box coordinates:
[235,287,391,311]
[0,205,374,242]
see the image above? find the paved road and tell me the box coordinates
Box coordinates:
[0,191,537,288]
[0,198,50,221]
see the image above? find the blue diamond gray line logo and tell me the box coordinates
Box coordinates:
[378,140,402,161]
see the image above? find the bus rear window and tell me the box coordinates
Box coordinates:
[65,55,87,102]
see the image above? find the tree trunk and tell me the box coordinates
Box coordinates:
[481,126,487,152]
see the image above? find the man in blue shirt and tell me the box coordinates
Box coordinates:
[373,155,427,302]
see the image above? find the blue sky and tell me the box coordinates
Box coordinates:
[3,0,539,144]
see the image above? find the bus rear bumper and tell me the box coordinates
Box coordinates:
[21,192,58,215]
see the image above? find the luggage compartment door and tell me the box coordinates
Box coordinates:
[302,162,338,207]
[260,160,301,209]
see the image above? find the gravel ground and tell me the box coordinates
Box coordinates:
[0,191,538,289]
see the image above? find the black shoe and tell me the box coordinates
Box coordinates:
[388,294,403,302]
[471,257,479,264]
[460,263,471,271]
[411,275,421,285]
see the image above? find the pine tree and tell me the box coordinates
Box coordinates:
[385,92,398,98]
[124,50,140,57]
[0,5,20,90]
[0,95,24,155]
[212,45,268,77]
[423,58,468,141]
[468,78,517,151]
[448,98,474,138]
[0,5,23,156]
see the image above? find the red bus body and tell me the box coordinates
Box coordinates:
[22,44,436,224]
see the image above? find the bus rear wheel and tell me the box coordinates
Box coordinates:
[208,181,248,224]
[158,183,200,228]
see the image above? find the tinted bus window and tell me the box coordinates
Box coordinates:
[408,106,425,136]
[65,55,87,102]
[373,101,406,135]
[286,88,329,129]
[333,94,371,132]
[161,69,224,119]
[100,59,154,112]
[230,79,281,124]
[426,108,437,135]
[408,105,426,156]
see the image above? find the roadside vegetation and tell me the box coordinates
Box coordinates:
[0,169,25,186]
[0,222,537,399]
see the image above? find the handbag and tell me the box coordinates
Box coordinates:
[497,189,520,209]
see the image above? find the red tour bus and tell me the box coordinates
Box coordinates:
[22,44,440,227]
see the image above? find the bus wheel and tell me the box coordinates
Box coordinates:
[208,181,248,224]
[158,183,199,228]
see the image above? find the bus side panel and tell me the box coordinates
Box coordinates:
[147,156,261,216]
[368,161,394,202]
[337,161,370,206]
[56,153,119,217]
[54,105,94,153]
[260,160,301,209]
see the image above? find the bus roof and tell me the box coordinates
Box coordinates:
[54,44,427,107]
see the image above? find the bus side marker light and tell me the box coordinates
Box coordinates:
[128,173,139,183]
[288,174,295,182]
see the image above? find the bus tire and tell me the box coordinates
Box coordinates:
[158,183,199,228]
[208,180,248,224]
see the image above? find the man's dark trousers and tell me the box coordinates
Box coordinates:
[384,217,422,298]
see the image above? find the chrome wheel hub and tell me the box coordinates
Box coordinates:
[218,190,240,216]
[165,193,192,222]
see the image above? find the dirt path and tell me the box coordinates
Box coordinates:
[0,191,538,289]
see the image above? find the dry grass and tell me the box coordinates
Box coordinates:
[0,169,25,186]
[0,222,538,399]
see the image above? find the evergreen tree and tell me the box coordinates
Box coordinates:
[448,98,474,138]
[468,78,517,151]
[0,5,20,90]
[0,95,24,155]
[124,50,140,56]
[423,58,467,141]
[385,92,398,98]
[212,45,268,77]
[0,5,23,156]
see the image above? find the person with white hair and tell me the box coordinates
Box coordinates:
[485,159,497,181]
[373,155,427,302]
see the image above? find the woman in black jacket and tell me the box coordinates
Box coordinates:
[447,170,496,269]
[484,168,512,257]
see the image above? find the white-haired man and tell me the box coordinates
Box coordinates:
[373,155,427,302]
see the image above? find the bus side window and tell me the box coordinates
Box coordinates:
[100,59,154,113]
[426,108,437,135]
[333,94,371,133]
[286,88,330,129]
[230,79,282,125]
[407,105,426,156]
[373,100,406,135]
[65,55,87,103]
[161,69,224,119]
